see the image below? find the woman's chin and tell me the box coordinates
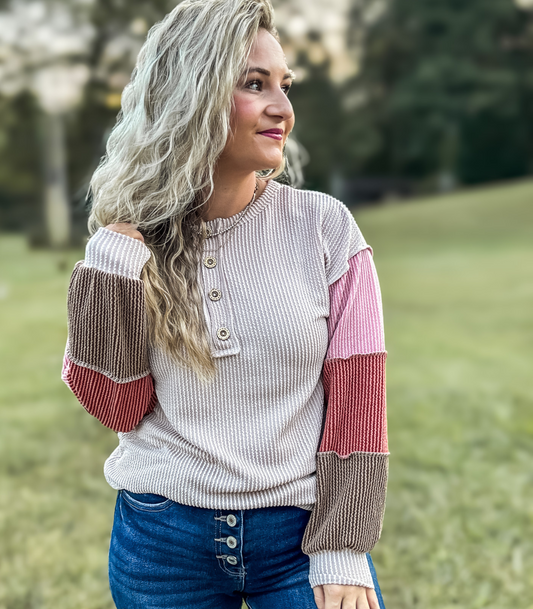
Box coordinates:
[253,156,282,172]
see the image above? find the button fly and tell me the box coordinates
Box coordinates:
[217,327,230,341]
[227,514,237,527]
[203,256,217,268]
[226,536,237,549]
[226,556,238,566]
[209,288,222,301]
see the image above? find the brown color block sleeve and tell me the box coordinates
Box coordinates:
[301,451,389,555]
[66,262,150,382]
[63,260,156,432]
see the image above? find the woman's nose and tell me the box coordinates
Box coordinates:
[265,90,294,122]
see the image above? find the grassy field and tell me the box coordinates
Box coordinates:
[0,178,532,608]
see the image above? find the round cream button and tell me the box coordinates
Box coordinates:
[226,536,237,549]
[217,327,230,341]
[226,556,238,566]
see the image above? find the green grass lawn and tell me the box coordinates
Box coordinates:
[0,178,532,608]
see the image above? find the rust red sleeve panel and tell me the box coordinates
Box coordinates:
[62,229,155,433]
[302,248,389,556]
[319,352,388,455]
[62,352,157,432]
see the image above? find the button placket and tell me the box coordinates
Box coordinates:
[214,510,245,581]
[201,241,240,357]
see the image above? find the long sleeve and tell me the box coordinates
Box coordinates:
[303,201,389,589]
[62,227,157,433]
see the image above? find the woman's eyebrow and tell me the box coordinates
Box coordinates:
[245,67,295,80]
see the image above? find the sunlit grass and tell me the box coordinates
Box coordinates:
[0,177,532,608]
[357,179,533,608]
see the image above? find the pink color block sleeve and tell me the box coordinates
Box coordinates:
[327,248,385,358]
[317,247,388,457]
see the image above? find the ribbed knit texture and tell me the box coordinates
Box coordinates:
[320,353,388,455]
[309,550,378,589]
[66,260,151,382]
[301,452,389,554]
[84,227,151,279]
[62,350,157,432]
[326,249,385,358]
[299,243,389,585]
[62,179,388,589]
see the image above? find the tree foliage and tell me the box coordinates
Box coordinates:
[344,0,533,186]
[289,48,345,193]
[0,0,173,237]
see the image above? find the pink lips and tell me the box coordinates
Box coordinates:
[258,129,283,141]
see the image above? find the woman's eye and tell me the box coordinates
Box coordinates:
[246,79,262,91]
[246,80,292,95]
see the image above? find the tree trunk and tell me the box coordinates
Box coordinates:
[42,111,71,248]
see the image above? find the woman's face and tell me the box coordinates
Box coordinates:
[219,28,295,174]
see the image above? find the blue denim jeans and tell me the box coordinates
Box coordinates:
[109,490,386,609]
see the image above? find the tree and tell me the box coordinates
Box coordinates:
[0,0,95,247]
[288,40,346,193]
[343,0,533,188]
[0,0,171,246]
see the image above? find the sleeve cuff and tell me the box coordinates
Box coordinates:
[84,227,151,279]
[308,550,374,589]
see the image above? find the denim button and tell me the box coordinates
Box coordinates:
[226,536,237,549]
[203,256,217,268]
[227,514,237,527]
[209,288,222,301]
[227,556,238,565]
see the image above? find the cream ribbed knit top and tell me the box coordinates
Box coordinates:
[62,178,389,589]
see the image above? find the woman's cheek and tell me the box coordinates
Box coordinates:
[232,94,261,130]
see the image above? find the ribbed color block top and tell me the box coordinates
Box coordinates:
[62,178,389,589]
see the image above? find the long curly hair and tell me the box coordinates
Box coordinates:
[87,0,294,382]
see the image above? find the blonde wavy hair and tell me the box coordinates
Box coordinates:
[88,0,299,382]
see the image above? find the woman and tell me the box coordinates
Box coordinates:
[62,1,389,607]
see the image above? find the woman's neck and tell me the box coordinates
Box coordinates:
[199,171,268,222]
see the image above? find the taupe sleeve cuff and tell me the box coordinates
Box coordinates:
[308,550,374,589]
[85,227,151,280]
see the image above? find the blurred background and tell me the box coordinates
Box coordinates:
[0,0,532,607]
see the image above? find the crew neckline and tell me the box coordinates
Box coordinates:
[204,178,280,233]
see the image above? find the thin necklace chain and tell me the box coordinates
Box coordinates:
[201,179,259,238]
